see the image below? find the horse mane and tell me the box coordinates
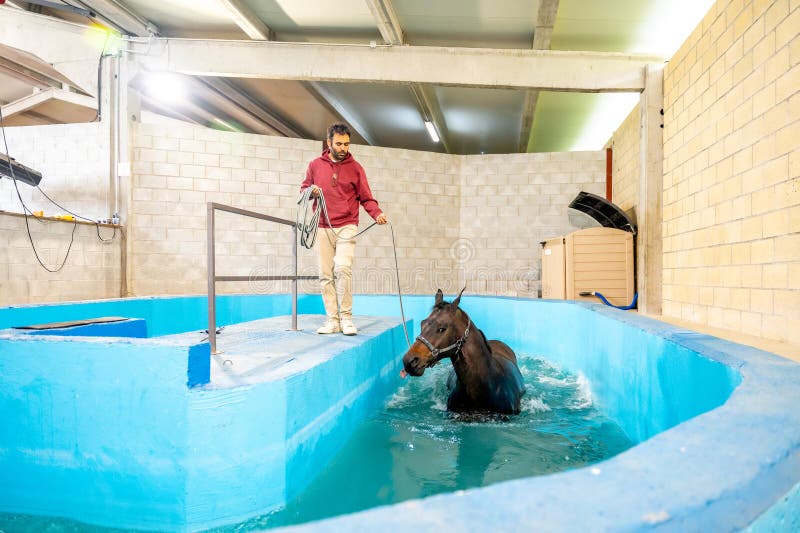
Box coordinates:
[436,302,493,354]
[475,327,493,353]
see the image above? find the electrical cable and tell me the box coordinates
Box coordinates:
[0,107,76,272]
[0,107,120,274]
[296,186,411,347]
[35,186,118,242]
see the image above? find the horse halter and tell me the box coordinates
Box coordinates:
[415,318,471,365]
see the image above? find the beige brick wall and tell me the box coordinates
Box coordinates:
[662,0,800,344]
[0,213,122,306]
[607,104,641,221]
[130,113,604,299]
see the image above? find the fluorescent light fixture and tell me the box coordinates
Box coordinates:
[144,72,186,105]
[213,117,237,131]
[424,120,440,143]
[217,0,270,40]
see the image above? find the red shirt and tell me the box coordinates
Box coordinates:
[300,150,383,228]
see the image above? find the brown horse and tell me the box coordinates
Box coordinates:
[401,289,525,414]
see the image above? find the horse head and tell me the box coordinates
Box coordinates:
[402,288,469,377]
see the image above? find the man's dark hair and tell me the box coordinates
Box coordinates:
[327,122,351,140]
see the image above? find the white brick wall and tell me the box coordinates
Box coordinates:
[0,213,122,306]
[129,113,605,299]
[0,122,110,219]
[0,120,123,305]
[459,151,605,297]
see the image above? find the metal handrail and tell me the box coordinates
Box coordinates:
[206,202,317,354]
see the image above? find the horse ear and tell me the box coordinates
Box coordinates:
[435,289,444,306]
[452,286,466,309]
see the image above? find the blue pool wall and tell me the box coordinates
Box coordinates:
[0,295,407,531]
[0,337,206,529]
[0,294,301,337]
[1,293,799,531]
[181,324,407,529]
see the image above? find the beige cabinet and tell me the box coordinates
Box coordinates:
[541,236,566,299]
[541,227,635,307]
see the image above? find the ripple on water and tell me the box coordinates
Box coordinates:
[248,354,634,531]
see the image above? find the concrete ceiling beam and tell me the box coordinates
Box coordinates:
[216,0,274,41]
[366,0,451,153]
[519,0,559,152]
[198,77,304,138]
[306,81,377,146]
[132,39,662,92]
[187,77,283,136]
[210,1,367,143]
[73,0,158,37]
[0,8,108,93]
[365,0,405,46]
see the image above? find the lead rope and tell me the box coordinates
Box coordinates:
[297,187,411,348]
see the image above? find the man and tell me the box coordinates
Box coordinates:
[300,123,388,335]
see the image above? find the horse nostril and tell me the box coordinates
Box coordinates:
[411,356,419,367]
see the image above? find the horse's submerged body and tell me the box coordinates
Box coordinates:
[401,289,525,414]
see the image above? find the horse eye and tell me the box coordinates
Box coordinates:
[436,327,446,333]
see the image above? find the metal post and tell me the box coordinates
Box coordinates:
[207,203,218,354]
[205,202,317,341]
[292,225,298,330]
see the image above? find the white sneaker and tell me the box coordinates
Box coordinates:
[316,320,340,334]
[341,319,357,336]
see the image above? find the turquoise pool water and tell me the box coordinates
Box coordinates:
[221,355,633,530]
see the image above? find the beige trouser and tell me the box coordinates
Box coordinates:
[317,224,357,321]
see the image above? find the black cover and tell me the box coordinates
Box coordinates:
[0,152,42,187]
[568,191,636,234]
[15,317,128,330]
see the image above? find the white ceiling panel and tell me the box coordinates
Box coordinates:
[124,0,245,37]
[231,78,366,143]
[312,82,437,152]
[395,0,540,48]
[246,0,378,32]
[435,86,526,154]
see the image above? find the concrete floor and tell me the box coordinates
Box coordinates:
[647,313,800,363]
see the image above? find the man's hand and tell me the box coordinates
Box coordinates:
[309,185,320,198]
[376,213,388,225]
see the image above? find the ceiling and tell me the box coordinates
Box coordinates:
[0,0,715,154]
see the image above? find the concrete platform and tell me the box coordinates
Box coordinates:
[207,314,405,387]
